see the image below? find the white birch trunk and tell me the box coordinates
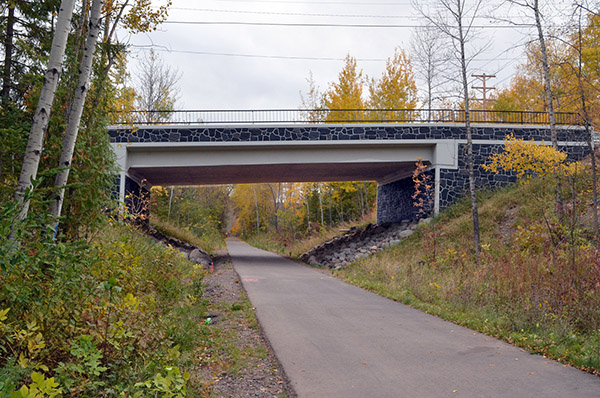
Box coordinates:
[457,0,481,260]
[532,0,564,217]
[533,0,557,148]
[13,0,75,222]
[50,0,103,222]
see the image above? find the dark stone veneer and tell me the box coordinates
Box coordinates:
[109,123,583,144]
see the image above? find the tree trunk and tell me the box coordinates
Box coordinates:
[533,0,563,217]
[167,186,174,221]
[533,0,557,148]
[318,183,324,225]
[458,7,481,261]
[253,185,260,231]
[328,188,333,226]
[2,4,15,103]
[357,185,364,218]
[575,8,599,240]
[12,0,76,225]
[50,0,103,224]
[306,191,311,233]
[363,182,370,213]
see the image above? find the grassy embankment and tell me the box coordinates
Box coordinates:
[151,217,226,255]
[249,172,600,375]
[0,216,266,396]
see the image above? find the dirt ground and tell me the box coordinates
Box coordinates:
[199,250,296,398]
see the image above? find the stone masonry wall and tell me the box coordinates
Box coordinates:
[109,124,584,144]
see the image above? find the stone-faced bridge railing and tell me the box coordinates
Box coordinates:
[108,110,588,224]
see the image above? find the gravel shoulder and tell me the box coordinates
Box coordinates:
[197,250,296,398]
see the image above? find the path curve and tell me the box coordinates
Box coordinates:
[227,238,600,397]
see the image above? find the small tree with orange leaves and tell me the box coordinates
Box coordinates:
[413,157,437,259]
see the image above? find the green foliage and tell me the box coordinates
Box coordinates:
[0,104,31,196]
[0,1,61,104]
[9,372,62,398]
[233,182,376,239]
[56,335,107,393]
[0,195,212,394]
[151,185,228,252]
[133,366,189,397]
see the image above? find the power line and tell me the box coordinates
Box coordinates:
[169,7,419,19]
[211,0,412,5]
[163,20,534,29]
[131,45,388,62]
[131,45,524,63]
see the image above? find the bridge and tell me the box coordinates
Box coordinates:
[108,109,589,224]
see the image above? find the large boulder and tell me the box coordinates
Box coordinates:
[188,248,211,267]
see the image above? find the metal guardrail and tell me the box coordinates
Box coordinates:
[109,108,584,126]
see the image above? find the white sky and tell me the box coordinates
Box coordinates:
[120,0,573,110]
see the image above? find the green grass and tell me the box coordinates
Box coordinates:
[151,217,225,255]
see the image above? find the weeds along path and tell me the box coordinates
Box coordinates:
[228,238,600,398]
[196,251,295,397]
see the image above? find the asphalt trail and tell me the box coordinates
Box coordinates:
[227,238,600,398]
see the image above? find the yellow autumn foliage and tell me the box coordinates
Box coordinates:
[483,134,581,183]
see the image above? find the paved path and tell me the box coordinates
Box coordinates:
[227,239,600,397]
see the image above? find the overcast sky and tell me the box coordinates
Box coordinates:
[120,0,571,110]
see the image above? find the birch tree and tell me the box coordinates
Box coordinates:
[134,49,181,123]
[503,0,570,218]
[12,0,75,224]
[570,3,599,240]
[50,0,103,223]
[412,0,486,260]
[506,0,558,148]
[410,24,447,117]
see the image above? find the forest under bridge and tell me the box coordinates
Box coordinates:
[108,109,589,224]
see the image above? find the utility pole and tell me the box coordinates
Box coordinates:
[472,73,496,110]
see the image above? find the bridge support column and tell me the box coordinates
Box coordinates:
[376,177,419,224]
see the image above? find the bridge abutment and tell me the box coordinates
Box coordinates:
[376,178,418,224]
